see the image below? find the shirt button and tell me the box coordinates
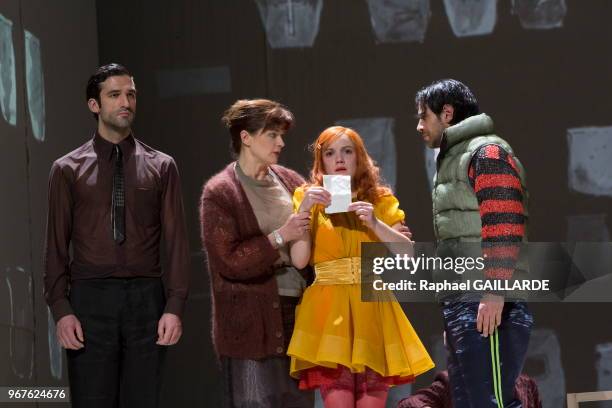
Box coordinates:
[276,346,284,354]
[272,301,279,309]
[275,330,282,338]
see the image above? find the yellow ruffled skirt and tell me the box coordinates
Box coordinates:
[287,257,434,382]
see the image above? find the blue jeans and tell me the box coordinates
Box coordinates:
[442,300,533,408]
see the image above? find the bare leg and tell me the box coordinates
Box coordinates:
[356,390,387,408]
[322,389,355,408]
[355,368,389,408]
[320,366,356,408]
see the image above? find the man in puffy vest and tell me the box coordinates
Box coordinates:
[415,79,533,408]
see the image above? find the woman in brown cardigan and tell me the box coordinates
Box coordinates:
[200,99,314,407]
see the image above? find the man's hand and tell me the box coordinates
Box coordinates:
[477,293,504,337]
[56,314,84,350]
[278,212,311,242]
[393,222,413,240]
[157,313,182,346]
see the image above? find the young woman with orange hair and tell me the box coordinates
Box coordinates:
[287,126,434,407]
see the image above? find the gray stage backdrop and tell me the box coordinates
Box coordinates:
[0,0,99,407]
[1,0,611,407]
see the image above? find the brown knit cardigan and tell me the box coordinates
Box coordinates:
[199,162,306,359]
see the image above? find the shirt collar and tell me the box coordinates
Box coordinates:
[93,131,136,161]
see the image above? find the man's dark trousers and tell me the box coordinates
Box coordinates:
[67,277,166,408]
[442,300,533,408]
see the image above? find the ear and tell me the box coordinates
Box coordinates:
[240,130,251,147]
[87,98,100,114]
[441,104,454,125]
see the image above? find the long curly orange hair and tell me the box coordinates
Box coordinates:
[306,126,392,204]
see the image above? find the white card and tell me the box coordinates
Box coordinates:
[323,175,351,214]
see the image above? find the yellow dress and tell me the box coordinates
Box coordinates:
[287,187,434,382]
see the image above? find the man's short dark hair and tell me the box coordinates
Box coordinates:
[86,63,132,120]
[415,79,479,125]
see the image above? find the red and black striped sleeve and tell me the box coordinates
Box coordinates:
[469,144,525,281]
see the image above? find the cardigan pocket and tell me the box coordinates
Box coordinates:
[217,292,263,345]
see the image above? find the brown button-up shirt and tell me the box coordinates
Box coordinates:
[44,133,190,321]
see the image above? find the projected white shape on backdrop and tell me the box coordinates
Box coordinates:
[386,384,413,407]
[444,0,497,37]
[47,307,63,379]
[335,117,397,191]
[430,333,447,370]
[511,0,567,29]
[566,213,612,284]
[525,328,565,408]
[4,266,35,380]
[24,30,45,142]
[366,0,431,43]
[0,13,17,126]
[567,126,612,198]
[255,0,323,48]
[424,146,440,191]
[596,343,612,391]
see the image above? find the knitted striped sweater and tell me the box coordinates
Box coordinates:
[468,144,526,280]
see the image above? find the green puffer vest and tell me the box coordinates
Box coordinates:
[431,114,530,296]
[432,113,529,242]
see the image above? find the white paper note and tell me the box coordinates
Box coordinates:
[323,175,351,214]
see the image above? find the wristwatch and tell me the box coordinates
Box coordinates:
[272,229,284,248]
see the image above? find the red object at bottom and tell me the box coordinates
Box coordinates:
[299,365,414,394]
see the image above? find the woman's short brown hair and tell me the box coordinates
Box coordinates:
[221,99,294,156]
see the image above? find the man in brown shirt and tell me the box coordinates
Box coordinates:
[44,63,190,408]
